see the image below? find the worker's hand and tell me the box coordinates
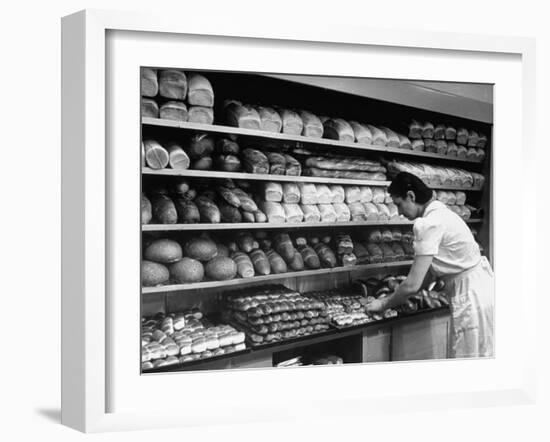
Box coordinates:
[366,298,387,314]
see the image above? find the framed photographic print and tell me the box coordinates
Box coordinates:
[61,9,537,433]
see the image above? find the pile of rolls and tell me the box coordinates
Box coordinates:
[406,120,487,161]
[141,309,246,370]
[304,289,371,327]
[224,284,331,345]
[141,68,215,125]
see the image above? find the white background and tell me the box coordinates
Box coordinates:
[0,0,547,440]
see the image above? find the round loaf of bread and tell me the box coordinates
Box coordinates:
[141,260,170,287]
[170,257,204,283]
[205,257,237,281]
[144,238,182,264]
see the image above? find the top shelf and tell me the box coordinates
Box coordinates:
[142,118,484,165]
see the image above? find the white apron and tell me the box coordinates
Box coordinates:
[441,256,494,358]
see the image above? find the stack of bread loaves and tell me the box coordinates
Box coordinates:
[141,309,246,370]
[387,160,485,188]
[434,190,476,220]
[140,68,215,124]
[224,284,331,346]
[406,120,486,161]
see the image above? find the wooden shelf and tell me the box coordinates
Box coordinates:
[141,261,414,294]
[141,168,483,192]
[142,219,482,232]
[142,118,484,165]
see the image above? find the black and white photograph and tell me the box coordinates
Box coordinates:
[139,69,494,373]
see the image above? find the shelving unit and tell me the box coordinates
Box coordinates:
[141,69,492,372]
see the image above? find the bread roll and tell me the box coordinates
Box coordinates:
[366,125,387,146]
[159,70,188,100]
[445,125,457,140]
[333,203,351,222]
[298,183,318,205]
[318,204,337,223]
[301,204,321,223]
[259,201,285,223]
[143,139,169,169]
[283,203,304,223]
[264,182,283,202]
[299,110,323,138]
[435,140,448,155]
[225,102,261,129]
[187,106,214,124]
[412,139,425,151]
[349,121,373,144]
[397,133,412,149]
[279,109,303,135]
[282,183,300,204]
[329,185,345,203]
[187,73,214,107]
[316,184,332,204]
[422,122,435,139]
[380,127,400,148]
[256,106,282,133]
[141,98,159,118]
[159,101,188,121]
[434,124,446,140]
[165,143,190,170]
[141,68,158,97]
[345,186,361,204]
[467,130,479,147]
[408,120,423,139]
[456,128,469,145]
[323,118,354,142]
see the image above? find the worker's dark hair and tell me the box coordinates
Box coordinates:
[388,172,433,204]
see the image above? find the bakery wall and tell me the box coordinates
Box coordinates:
[3,0,548,441]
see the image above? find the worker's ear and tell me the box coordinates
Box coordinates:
[406,190,416,203]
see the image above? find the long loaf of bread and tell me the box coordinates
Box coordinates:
[304,156,386,172]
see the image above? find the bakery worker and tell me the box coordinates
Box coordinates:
[366,172,494,358]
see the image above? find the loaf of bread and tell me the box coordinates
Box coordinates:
[456,128,469,145]
[159,101,188,121]
[356,186,372,203]
[187,73,214,107]
[476,148,486,161]
[283,154,301,176]
[264,182,283,202]
[217,138,240,155]
[215,154,241,172]
[349,121,373,144]
[195,195,221,223]
[408,120,423,139]
[329,185,345,203]
[434,124,446,140]
[143,139,169,169]
[266,249,288,273]
[424,138,436,153]
[477,133,488,148]
[380,229,393,242]
[304,168,387,180]
[387,203,399,219]
[231,188,257,212]
[159,70,188,100]
[344,186,361,204]
[282,183,300,203]
[185,133,214,159]
[288,248,305,271]
[216,186,240,207]
[466,147,478,160]
[141,193,152,224]
[141,68,158,97]
[218,200,242,223]
[467,130,479,147]
[422,122,435,139]
[249,249,271,275]
[237,233,256,253]
[380,127,400,148]
[445,125,457,140]
[364,202,380,220]
[371,187,386,204]
[333,203,351,222]
[187,106,214,124]
[265,152,285,175]
[375,203,391,221]
[316,184,332,204]
[348,202,367,221]
[150,194,178,224]
[335,234,354,255]
[273,233,295,262]
[141,98,159,118]
[242,148,269,174]
[411,139,424,151]
[446,142,458,157]
[298,245,321,269]
[276,109,302,135]
[397,133,412,150]
[283,203,304,223]
[392,242,406,260]
[165,143,190,170]
[447,191,457,205]
[435,190,449,204]
[318,204,337,223]
[173,197,200,223]
[301,204,321,223]
[254,210,267,223]
[142,260,170,287]
[366,125,387,146]
[304,156,386,173]
[253,106,281,133]
[367,229,382,243]
[225,101,261,130]
[259,201,285,223]
[323,118,354,142]
[435,140,448,155]
[298,183,318,205]
[457,145,468,158]
[455,191,466,206]
[313,243,337,268]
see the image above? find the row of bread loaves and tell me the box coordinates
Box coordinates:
[407,120,488,147]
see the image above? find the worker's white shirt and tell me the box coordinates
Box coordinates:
[413,200,481,277]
